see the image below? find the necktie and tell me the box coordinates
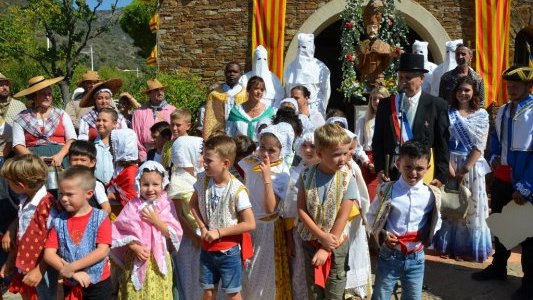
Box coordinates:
[404,96,415,126]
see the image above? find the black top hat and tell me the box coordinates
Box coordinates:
[398,53,429,73]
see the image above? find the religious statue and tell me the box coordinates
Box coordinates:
[356,0,401,86]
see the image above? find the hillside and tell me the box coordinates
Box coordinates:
[0,1,145,71]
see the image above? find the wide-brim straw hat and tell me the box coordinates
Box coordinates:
[79,79,123,108]
[77,71,101,87]
[145,78,165,94]
[14,75,64,98]
[118,92,142,109]
[0,72,10,82]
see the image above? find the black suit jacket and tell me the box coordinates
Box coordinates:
[372,92,450,183]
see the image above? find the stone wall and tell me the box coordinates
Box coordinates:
[158,0,533,83]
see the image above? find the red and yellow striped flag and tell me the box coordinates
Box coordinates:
[475,0,511,107]
[251,0,287,80]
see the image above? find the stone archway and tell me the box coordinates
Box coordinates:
[284,0,452,68]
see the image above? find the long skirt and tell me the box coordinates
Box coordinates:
[346,216,372,298]
[174,235,203,300]
[243,218,292,300]
[433,153,493,262]
[118,252,174,300]
[289,230,308,300]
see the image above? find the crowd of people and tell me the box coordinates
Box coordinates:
[0,35,531,300]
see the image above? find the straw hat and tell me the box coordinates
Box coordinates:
[77,71,101,87]
[145,78,165,94]
[14,75,64,98]
[118,92,142,109]
[79,79,123,108]
[0,72,10,82]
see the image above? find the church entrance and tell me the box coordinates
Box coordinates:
[314,19,430,129]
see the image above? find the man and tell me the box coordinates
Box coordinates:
[131,78,176,161]
[64,70,100,130]
[372,53,449,186]
[438,44,485,106]
[239,45,284,107]
[202,62,247,139]
[472,65,533,300]
[284,33,331,117]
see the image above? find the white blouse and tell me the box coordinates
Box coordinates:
[12,112,77,147]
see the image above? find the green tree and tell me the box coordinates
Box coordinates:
[0,0,120,104]
[120,0,157,58]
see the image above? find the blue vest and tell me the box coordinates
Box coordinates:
[53,209,108,285]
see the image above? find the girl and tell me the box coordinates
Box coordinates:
[343,129,373,300]
[112,161,183,300]
[226,76,276,141]
[106,128,139,217]
[355,86,390,201]
[238,122,293,299]
[284,130,320,299]
[433,77,492,262]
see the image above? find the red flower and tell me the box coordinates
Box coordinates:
[345,21,355,29]
[346,54,355,62]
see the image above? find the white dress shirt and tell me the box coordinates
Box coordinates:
[17,186,52,240]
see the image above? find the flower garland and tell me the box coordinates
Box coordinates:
[339,0,410,100]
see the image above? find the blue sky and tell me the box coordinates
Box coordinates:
[86,0,133,10]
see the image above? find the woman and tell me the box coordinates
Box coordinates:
[226,76,275,141]
[12,75,76,167]
[355,86,390,201]
[78,79,128,141]
[433,76,492,262]
[290,85,325,131]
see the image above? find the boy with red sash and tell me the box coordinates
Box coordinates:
[297,124,358,300]
[471,65,533,300]
[0,154,59,300]
[190,135,255,300]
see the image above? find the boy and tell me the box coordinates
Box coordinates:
[147,121,171,163]
[162,108,193,169]
[368,140,441,300]
[190,135,256,300]
[0,154,58,300]
[68,140,111,213]
[297,124,358,300]
[94,108,116,184]
[44,165,112,299]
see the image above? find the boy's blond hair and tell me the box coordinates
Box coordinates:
[0,154,48,189]
[171,108,192,123]
[203,135,237,165]
[314,124,352,150]
[60,165,96,192]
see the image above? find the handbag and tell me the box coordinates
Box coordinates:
[439,178,471,219]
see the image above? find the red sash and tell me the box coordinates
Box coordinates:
[203,233,254,267]
[397,231,424,254]
[390,95,403,144]
[309,240,332,289]
[494,165,513,183]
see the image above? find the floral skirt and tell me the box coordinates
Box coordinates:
[118,252,173,300]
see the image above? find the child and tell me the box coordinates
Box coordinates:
[94,108,117,184]
[43,165,112,299]
[170,130,204,177]
[284,130,320,299]
[0,154,59,300]
[231,135,256,182]
[189,135,256,300]
[106,128,139,215]
[368,140,441,300]
[162,108,193,169]
[68,140,112,213]
[147,121,171,163]
[297,124,357,300]
[112,161,183,299]
[238,122,293,300]
[343,129,373,299]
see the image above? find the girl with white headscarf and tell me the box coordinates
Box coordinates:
[239,123,293,300]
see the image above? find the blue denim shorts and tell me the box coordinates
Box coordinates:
[200,245,242,294]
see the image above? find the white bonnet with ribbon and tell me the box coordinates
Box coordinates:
[260,122,295,158]
[136,160,170,192]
